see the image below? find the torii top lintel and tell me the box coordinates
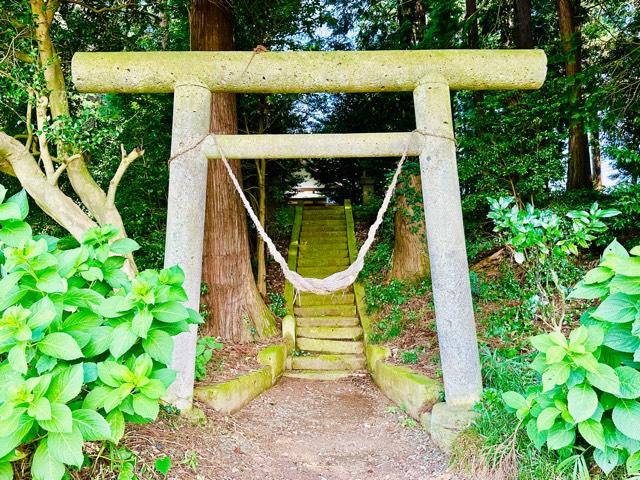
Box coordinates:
[71,50,547,94]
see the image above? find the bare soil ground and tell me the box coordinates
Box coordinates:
[125,377,459,480]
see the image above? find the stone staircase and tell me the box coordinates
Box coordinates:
[283,203,366,380]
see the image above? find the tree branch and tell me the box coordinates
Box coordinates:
[50,153,80,185]
[106,144,143,206]
[35,95,55,180]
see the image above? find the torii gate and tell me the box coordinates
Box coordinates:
[72,50,546,418]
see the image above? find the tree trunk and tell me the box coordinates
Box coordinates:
[191,0,275,341]
[591,126,602,189]
[256,157,267,298]
[557,0,592,190]
[513,0,534,48]
[390,0,429,282]
[390,174,430,281]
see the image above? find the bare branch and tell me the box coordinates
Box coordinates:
[106,145,144,206]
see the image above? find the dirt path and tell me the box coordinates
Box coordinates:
[128,376,458,480]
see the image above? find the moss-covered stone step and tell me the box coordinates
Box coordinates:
[297,266,348,277]
[302,217,345,224]
[299,237,347,244]
[295,305,357,317]
[297,325,363,340]
[295,316,360,327]
[283,370,363,380]
[297,256,350,267]
[301,219,346,227]
[296,337,364,354]
[298,245,348,255]
[291,353,366,370]
[296,292,355,306]
[301,224,346,232]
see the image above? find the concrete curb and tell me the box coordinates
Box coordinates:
[194,344,287,414]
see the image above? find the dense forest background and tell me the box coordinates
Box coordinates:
[2,0,638,270]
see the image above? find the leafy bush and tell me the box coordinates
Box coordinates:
[503,240,640,476]
[0,186,201,479]
[194,336,223,381]
[267,292,288,318]
[488,197,619,264]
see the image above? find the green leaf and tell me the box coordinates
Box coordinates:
[526,418,547,450]
[110,238,140,254]
[594,447,621,475]
[142,330,174,366]
[132,309,153,339]
[132,394,159,420]
[154,456,172,476]
[0,415,33,458]
[545,345,566,364]
[38,333,83,360]
[31,439,65,480]
[95,295,134,318]
[6,190,28,220]
[568,280,609,300]
[150,368,176,388]
[586,363,620,395]
[72,409,111,441]
[542,363,570,391]
[151,302,189,323]
[537,407,560,432]
[584,326,605,352]
[97,361,131,387]
[502,391,528,410]
[0,202,21,221]
[546,423,575,450]
[604,324,640,352]
[578,419,605,451]
[47,364,84,403]
[63,288,105,309]
[48,427,84,468]
[568,384,598,423]
[38,403,72,433]
[106,410,125,444]
[616,366,640,399]
[27,296,57,331]
[8,345,27,374]
[139,379,165,400]
[0,462,13,480]
[35,270,67,294]
[610,275,640,295]
[28,397,51,421]
[592,292,640,323]
[109,323,138,359]
[613,400,640,440]
[584,267,614,285]
[82,326,113,357]
[0,220,31,247]
[82,386,110,410]
[628,450,640,475]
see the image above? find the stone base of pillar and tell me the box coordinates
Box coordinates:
[421,402,478,453]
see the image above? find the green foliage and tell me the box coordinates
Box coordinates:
[503,240,640,476]
[400,348,420,365]
[154,455,172,476]
[0,185,201,480]
[267,292,288,318]
[194,336,223,382]
[488,197,620,265]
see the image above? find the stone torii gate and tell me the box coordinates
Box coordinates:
[72,50,546,416]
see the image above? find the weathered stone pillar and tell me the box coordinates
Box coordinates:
[164,83,211,410]
[413,77,483,409]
